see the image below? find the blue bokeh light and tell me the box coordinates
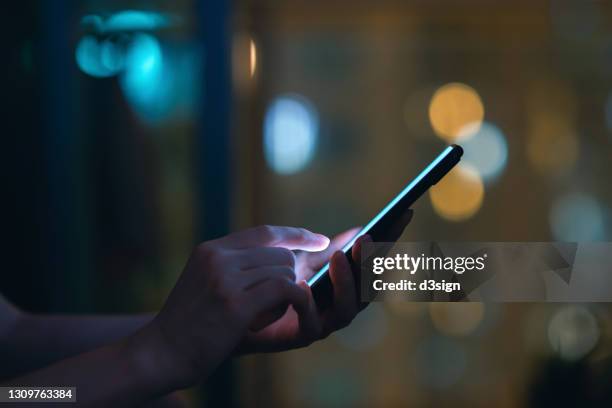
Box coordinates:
[119,34,170,123]
[100,39,125,73]
[457,121,508,183]
[81,11,170,34]
[550,192,607,241]
[105,10,170,32]
[75,35,117,77]
[263,95,319,175]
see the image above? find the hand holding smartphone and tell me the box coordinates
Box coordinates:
[308,144,463,309]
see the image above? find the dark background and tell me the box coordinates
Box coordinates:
[3,1,612,406]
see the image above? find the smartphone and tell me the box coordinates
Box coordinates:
[308,144,464,309]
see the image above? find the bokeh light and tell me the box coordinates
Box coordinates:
[429,302,485,336]
[119,34,171,123]
[100,39,125,73]
[76,35,117,77]
[428,83,484,142]
[527,113,579,176]
[548,305,600,361]
[457,121,508,183]
[232,34,256,91]
[105,10,170,32]
[549,192,607,241]
[333,303,387,351]
[263,95,319,175]
[429,164,484,222]
[81,11,170,34]
[250,38,257,78]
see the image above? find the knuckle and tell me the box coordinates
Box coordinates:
[256,225,277,243]
[276,248,296,267]
[270,277,290,294]
[298,228,311,240]
[281,266,297,282]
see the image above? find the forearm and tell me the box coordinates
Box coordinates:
[4,326,179,407]
[1,313,153,379]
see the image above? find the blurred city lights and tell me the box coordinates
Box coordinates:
[119,34,169,122]
[429,164,484,222]
[81,11,171,34]
[548,305,600,361]
[527,114,579,176]
[429,302,485,337]
[232,34,257,90]
[428,83,484,142]
[250,38,257,78]
[75,35,118,77]
[414,336,467,389]
[263,95,319,175]
[333,303,388,351]
[100,39,125,73]
[549,192,607,241]
[76,10,175,83]
[457,121,508,183]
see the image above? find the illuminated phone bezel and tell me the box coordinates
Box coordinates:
[307,145,456,286]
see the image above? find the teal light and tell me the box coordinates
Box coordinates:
[81,11,170,34]
[105,10,170,32]
[75,10,198,125]
[100,40,124,73]
[457,121,508,183]
[120,34,169,122]
[75,35,116,77]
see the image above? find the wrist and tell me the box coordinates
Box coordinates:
[120,321,196,393]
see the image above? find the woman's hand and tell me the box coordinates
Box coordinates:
[236,209,414,354]
[133,226,330,389]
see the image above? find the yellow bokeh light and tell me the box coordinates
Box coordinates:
[429,164,484,221]
[429,302,485,336]
[527,113,579,176]
[249,38,257,77]
[428,83,485,142]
